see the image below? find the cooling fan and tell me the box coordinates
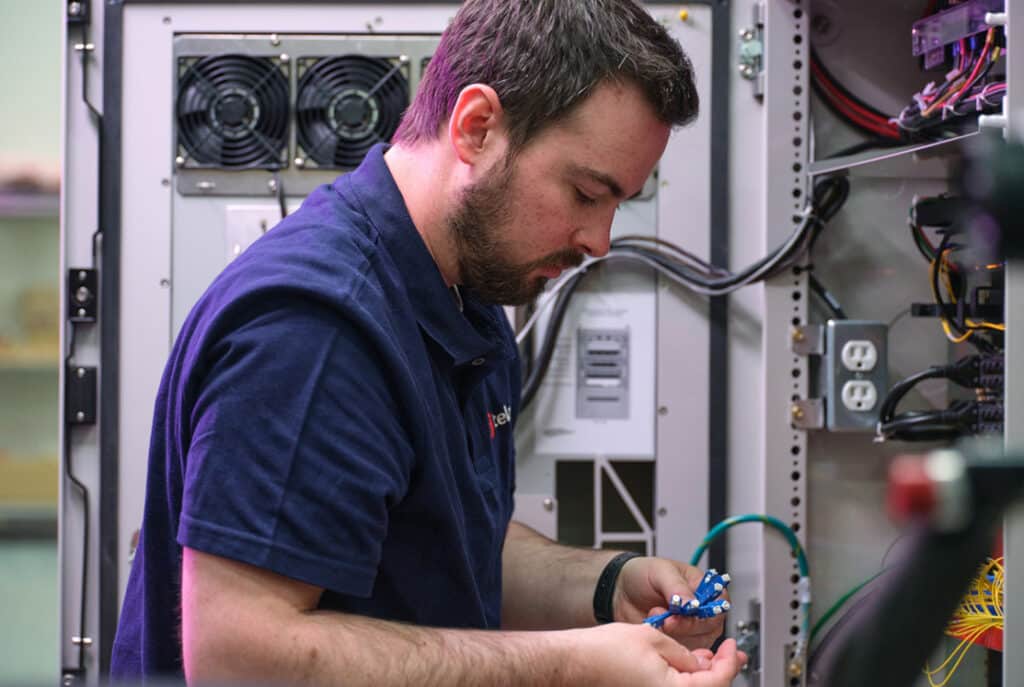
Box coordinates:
[296,55,410,169]
[176,54,289,169]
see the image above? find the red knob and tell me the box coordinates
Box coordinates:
[888,455,936,522]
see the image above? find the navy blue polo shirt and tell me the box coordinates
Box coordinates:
[110,144,520,679]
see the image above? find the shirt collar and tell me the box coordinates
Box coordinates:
[337,144,513,369]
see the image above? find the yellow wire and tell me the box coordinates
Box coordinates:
[923,558,1004,686]
[930,253,972,343]
[937,249,1005,336]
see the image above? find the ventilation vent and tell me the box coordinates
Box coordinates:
[296,55,410,169]
[176,54,289,169]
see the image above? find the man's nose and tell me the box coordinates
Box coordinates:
[573,219,612,258]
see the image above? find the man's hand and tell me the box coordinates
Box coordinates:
[564,624,746,687]
[612,557,726,649]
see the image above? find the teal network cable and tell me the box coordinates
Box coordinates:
[691,515,812,668]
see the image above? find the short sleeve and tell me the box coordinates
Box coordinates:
[177,295,416,596]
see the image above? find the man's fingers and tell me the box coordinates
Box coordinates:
[691,649,714,662]
[708,639,746,676]
[660,614,723,650]
[646,626,704,673]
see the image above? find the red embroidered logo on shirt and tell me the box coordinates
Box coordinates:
[487,404,513,439]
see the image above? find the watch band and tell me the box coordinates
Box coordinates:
[592,551,642,624]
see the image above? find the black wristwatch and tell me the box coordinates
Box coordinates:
[592,551,642,624]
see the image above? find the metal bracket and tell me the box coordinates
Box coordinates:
[790,325,824,356]
[66,0,89,25]
[67,366,98,426]
[791,398,825,430]
[738,2,765,98]
[67,268,98,322]
[735,599,762,678]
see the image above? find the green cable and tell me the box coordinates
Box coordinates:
[690,514,810,576]
[809,570,887,645]
[690,514,813,655]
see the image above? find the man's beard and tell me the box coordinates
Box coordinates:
[448,161,584,306]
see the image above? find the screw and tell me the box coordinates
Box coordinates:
[68,2,82,16]
[161,178,170,187]
[175,155,186,168]
[788,660,804,678]
[294,157,306,169]
[268,178,279,193]
[77,308,86,318]
[739,28,755,41]
[791,405,805,421]
[739,64,755,78]
[400,54,410,64]
[75,286,91,304]
[77,368,86,378]
[77,270,87,281]
[62,674,74,687]
[737,621,748,631]
[542,498,554,512]
[75,412,85,422]
[658,406,669,416]
[270,33,280,46]
[159,278,170,288]
[657,507,668,517]
[162,16,171,25]
[280,53,290,64]
[792,328,805,343]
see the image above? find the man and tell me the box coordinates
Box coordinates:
[111,1,747,684]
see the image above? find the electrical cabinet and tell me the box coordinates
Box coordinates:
[59,1,1023,686]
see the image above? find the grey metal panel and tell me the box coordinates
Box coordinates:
[113,6,461,681]
[61,0,106,682]
[652,2,714,565]
[724,0,769,675]
[758,1,809,682]
[1005,0,1023,683]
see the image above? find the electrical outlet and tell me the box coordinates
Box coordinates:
[840,340,878,372]
[840,381,877,412]
[824,321,888,432]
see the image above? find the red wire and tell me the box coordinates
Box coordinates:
[812,60,901,138]
[810,60,900,137]
[948,32,993,107]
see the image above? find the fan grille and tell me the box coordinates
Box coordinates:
[176,54,289,169]
[296,55,410,169]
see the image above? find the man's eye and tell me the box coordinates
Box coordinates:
[575,189,598,206]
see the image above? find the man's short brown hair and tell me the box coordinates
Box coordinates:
[393,0,699,151]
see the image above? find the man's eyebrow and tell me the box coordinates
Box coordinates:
[569,164,628,200]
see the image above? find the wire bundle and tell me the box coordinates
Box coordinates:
[811,52,902,141]
[895,29,1004,133]
[927,231,1004,350]
[517,177,851,410]
[876,354,1004,442]
[923,557,1004,687]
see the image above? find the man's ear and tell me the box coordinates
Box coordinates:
[448,84,506,166]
